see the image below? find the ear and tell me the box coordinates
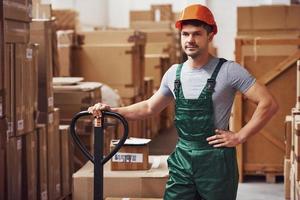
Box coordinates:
[208,32,214,42]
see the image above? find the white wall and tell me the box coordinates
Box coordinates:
[50,0,291,60]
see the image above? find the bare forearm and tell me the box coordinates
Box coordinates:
[111,100,152,121]
[238,100,278,143]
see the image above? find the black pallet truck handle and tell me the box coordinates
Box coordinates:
[70,110,129,200]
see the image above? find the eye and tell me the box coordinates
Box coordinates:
[181,32,189,37]
[193,32,202,36]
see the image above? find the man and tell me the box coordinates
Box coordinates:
[88,4,278,200]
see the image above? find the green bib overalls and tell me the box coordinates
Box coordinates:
[164,58,239,200]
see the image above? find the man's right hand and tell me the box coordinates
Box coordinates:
[88,102,111,118]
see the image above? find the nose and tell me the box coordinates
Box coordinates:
[187,34,195,43]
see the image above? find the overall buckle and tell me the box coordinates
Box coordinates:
[207,79,215,92]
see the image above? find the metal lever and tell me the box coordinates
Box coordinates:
[70,110,129,200]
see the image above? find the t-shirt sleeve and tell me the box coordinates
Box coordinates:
[227,61,256,93]
[157,64,176,97]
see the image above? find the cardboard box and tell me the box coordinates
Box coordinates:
[15,43,38,135]
[3,0,32,22]
[80,30,146,45]
[32,3,52,20]
[6,136,24,200]
[73,155,169,200]
[47,108,62,200]
[36,124,49,200]
[130,21,172,30]
[130,10,153,22]
[237,5,300,33]
[53,81,102,119]
[145,54,170,89]
[30,19,54,116]
[151,4,172,21]
[59,125,74,197]
[4,19,30,43]
[4,43,14,137]
[0,146,5,200]
[110,138,150,171]
[73,44,144,96]
[26,131,38,200]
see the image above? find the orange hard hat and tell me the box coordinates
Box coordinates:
[175,4,217,35]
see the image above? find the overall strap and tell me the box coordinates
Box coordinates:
[206,58,227,92]
[174,63,184,98]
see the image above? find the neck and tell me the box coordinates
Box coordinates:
[187,52,212,68]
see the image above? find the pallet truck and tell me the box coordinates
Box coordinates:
[70,110,129,200]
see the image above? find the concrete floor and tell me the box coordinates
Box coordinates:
[149,126,284,200]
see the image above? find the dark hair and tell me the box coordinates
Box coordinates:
[181,19,213,34]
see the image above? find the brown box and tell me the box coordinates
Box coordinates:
[32,3,52,20]
[3,0,32,22]
[73,155,169,200]
[237,5,300,33]
[130,10,153,22]
[130,21,172,30]
[30,19,54,115]
[25,131,38,200]
[53,81,102,119]
[6,136,24,200]
[47,108,62,200]
[4,19,30,43]
[4,43,14,136]
[59,125,74,197]
[15,43,38,136]
[79,30,146,46]
[0,146,5,200]
[110,139,150,171]
[36,124,49,200]
[151,4,172,21]
[52,9,78,30]
[145,54,170,89]
[73,44,144,97]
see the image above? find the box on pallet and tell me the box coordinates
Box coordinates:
[110,138,151,171]
[59,125,73,197]
[30,19,55,116]
[36,124,49,200]
[73,155,169,200]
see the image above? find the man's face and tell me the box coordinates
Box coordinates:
[180,24,213,59]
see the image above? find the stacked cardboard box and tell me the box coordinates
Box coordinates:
[56,30,75,76]
[53,79,103,169]
[73,30,148,138]
[59,125,74,199]
[73,155,169,200]
[30,19,64,199]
